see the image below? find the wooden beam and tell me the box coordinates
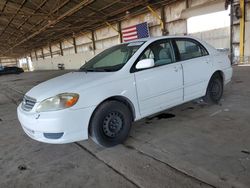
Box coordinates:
[49,1,149,44]
[34,50,38,60]
[3,0,159,57]
[161,6,167,35]
[1,0,94,56]
[118,21,122,43]
[10,0,71,45]
[1,0,8,12]
[49,43,53,58]
[186,0,189,8]
[73,37,77,54]
[91,30,96,51]
[6,0,48,41]
[0,1,34,14]
[41,48,44,59]
[0,0,27,39]
[59,42,63,56]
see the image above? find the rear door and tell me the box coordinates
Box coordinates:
[174,38,212,102]
[133,39,183,117]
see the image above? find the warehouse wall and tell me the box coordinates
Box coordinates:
[31,0,232,70]
[190,27,230,49]
[231,1,250,64]
[0,57,18,67]
[31,6,165,70]
[245,3,250,58]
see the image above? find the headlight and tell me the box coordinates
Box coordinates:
[36,93,79,112]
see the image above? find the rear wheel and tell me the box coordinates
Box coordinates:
[89,101,132,147]
[203,74,223,104]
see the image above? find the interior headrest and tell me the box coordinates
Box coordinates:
[159,48,170,59]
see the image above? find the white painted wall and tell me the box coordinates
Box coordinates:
[33,51,101,70]
[190,27,230,49]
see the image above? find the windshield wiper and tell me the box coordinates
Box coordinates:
[79,68,112,72]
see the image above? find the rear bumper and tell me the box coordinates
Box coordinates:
[17,104,96,144]
[223,66,233,85]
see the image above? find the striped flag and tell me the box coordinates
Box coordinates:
[122,22,150,42]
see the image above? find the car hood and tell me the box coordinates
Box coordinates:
[26,71,114,102]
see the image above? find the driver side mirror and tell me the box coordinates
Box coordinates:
[135,59,155,70]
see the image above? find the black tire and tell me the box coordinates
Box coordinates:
[203,74,223,104]
[89,101,132,147]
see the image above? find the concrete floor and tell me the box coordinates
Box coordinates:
[0,66,249,188]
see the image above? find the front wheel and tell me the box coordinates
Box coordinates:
[89,101,132,147]
[203,74,223,104]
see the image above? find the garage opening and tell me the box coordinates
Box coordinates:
[187,9,230,50]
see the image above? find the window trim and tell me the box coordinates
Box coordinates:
[173,38,209,62]
[130,39,176,73]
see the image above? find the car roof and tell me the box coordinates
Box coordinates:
[125,35,198,43]
[125,35,217,54]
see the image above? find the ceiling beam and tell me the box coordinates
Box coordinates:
[0,0,27,38]
[1,0,95,56]
[9,0,72,49]
[0,0,8,12]
[0,1,35,14]
[6,0,48,41]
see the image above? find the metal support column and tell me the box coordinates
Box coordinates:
[239,0,245,63]
[230,0,234,64]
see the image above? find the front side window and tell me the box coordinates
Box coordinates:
[139,40,175,67]
[175,39,208,61]
[79,42,143,72]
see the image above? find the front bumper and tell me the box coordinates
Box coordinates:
[17,104,96,144]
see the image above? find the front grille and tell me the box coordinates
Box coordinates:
[21,95,37,111]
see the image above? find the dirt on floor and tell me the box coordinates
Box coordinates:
[0,66,249,188]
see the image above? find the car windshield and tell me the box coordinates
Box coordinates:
[79,42,144,72]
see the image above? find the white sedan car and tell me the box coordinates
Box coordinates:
[17,36,232,147]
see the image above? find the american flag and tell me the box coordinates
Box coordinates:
[122,22,150,42]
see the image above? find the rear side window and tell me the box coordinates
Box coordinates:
[175,39,208,61]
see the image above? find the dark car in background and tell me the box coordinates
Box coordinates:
[0,66,24,75]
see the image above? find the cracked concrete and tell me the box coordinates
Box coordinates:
[0,66,249,188]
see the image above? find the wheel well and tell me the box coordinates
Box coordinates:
[88,96,136,133]
[212,70,224,83]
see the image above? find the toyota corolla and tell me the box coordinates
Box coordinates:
[17,36,232,147]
